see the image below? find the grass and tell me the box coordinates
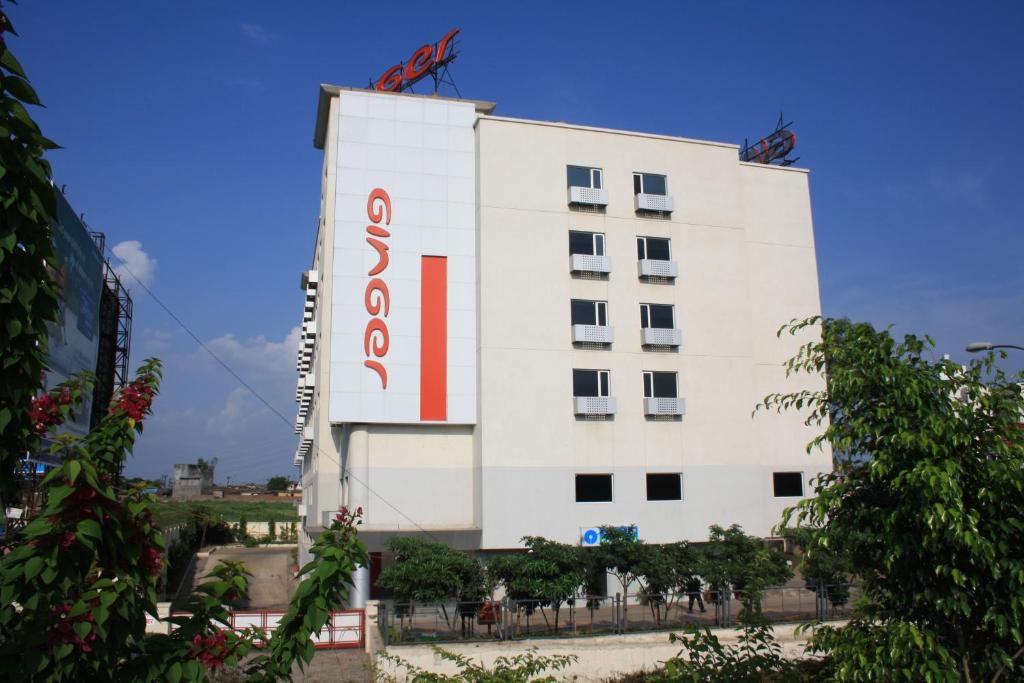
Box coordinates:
[153,500,299,527]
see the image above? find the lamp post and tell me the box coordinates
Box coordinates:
[965,342,1024,353]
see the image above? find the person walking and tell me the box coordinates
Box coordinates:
[686,575,706,613]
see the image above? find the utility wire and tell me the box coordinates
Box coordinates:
[105,247,449,543]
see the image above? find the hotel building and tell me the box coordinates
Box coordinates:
[293,85,831,605]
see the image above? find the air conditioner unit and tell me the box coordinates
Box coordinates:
[634,193,674,213]
[644,397,686,416]
[568,186,609,206]
[570,254,612,274]
[574,396,617,415]
[638,259,679,278]
[572,324,614,344]
[641,327,682,347]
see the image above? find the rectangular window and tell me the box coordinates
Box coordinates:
[640,304,674,329]
[646,473,682,501]
[571,300,608,326]
[772,472,804,497]
[567,165,603,189]
[569,230,605,256]
[643,371,678,398]
[633,172,667,196]
[576,474,613,502]
[573,369,610,397]
[637,236,671,261]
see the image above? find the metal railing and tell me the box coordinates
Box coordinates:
[378,584,858,645]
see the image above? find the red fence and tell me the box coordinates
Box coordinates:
[170,609,364,650]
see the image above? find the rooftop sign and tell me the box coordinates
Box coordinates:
[373,28,460,94]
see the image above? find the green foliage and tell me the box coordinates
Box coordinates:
[0,3,62,511]
[244,506,369,682]
[699,525,792,603]
[377,537,487,606]
[636,542,699,623]
[778,526,851,608]
[379,646,578,683]
[238,513,248,540]
[268,518,277,542]
[764,316,1024,681]
[266,476,290,492]
[152,500,298,527]
[653,622,799,683]
[488,537,583,625]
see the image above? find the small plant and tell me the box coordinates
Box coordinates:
[238,513,248,541]
[267,518,277,542]
[379,646,577,683]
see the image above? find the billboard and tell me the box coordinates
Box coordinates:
[328,91,477,424]
[44,191,105,436]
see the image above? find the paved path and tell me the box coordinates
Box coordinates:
[191,545,297,609]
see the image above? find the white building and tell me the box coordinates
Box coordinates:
[294,85,831,605]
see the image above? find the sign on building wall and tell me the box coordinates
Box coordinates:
[329,91,477,425]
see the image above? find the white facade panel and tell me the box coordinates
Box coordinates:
[328,91,477,425]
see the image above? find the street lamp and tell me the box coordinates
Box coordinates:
[965,342,1024,353]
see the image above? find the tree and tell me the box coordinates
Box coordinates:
[698,524,792,606]
[376,537,487,630]
[637,541,699,624]
[0,2,62,513]
[587,525,648,629]
[487,536,583,632]
[763,316,1024,681]
[266,476,290,492]
[778,526,851,611]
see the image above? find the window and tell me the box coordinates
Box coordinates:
[646,473,682,501]
[773,472,804,497]
[637,236,671,261]
[567,165,603,189]
[633,172,667,196]
[576,474,612,502]
[640,304,674,329]
[573,369,610,397]
[571,300,608,326]
[643,371,678,398]
[569,231,605,256]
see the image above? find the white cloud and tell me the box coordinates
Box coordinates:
[207,387,252,435]
[111,240,157,289]
[240,23,276,46]
[203,326,301,373]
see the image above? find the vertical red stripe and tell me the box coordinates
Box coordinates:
[420,256,447,421]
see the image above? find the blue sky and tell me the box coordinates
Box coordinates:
[12,2,1024,483]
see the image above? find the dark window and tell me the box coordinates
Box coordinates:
[633,172,667,196]
[640,304,674,329]
[571,300,607,326]
[576,474,613,502]
[569,231,605,256]
[567,165,602,189]
[643,371,677,398]
[637,237,671,261]
[646,473,682,501]
[773,472,804,497]
[574,369,610,397]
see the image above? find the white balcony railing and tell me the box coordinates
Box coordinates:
[574,396,617,415]
[644,397,686,416]
[641,327,682,347]
[568,186,609,207]
[638,259,679,278]
[635,193,674,213]
[572,324,615,344]
[570,253,612,275]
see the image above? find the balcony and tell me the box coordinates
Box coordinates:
[568,186,609,207]
[638,259,679,279]
[635,193,674,213]
[572,324,615,345]
[642,327,682,347]
[574,396,617,416]
[570,253,612,275]
[644,397,686,416]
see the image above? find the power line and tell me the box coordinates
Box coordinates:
[104,247,448,542]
